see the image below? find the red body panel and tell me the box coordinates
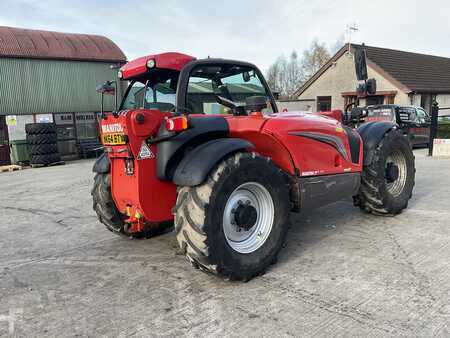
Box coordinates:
[101,110,176,223]
[226,115,296,175]
[101,109,363,224]
[262,112,362,176]
[120,52,195,80]
[314,110,343,123]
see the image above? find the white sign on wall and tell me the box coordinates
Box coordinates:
[36,114,53,123]
[75,112,96,124]
[6,115,17,126]
[54,113,73,125]
[433,139,450,158]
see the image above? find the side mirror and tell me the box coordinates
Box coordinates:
[354,47,368,81]
[350,107,367,121]
[245,96,267,112]
[243,71,251,82]
[96,80,117,119]
[366,78,377,95]
[271,90,280,100]
[96,81,115,95]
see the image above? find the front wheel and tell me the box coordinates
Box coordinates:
[355,128,415,215]
[174,152,290,281]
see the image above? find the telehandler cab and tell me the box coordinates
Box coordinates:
[92,47,415,280]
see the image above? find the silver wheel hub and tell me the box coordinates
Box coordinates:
[223,182,274,254]
[385,150,407,197]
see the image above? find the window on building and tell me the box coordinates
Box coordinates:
[316,96,332,111]
[343,95,357,110]
[385,95,395,104]
[366,95,384,106]
[75,112,98,139]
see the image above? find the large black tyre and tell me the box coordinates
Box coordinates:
[175,152,290,281]
[91,173,172,238]
[355,129,415,215]
[25,123,56,135]
[26,133,57,145]
[28,143,58,155]
[30,153,61,165]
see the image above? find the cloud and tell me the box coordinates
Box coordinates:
[1,0,450,72]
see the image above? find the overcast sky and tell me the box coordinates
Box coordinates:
[1,0,450,72]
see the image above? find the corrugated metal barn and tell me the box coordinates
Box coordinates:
[0,26,126,165]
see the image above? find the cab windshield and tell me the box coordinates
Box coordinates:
[120,69,179,112]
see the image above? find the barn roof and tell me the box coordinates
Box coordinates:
[0,26,126,62]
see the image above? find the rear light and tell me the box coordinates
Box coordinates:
[165,116,189,132]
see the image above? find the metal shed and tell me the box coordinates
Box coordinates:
[0,26,126,164]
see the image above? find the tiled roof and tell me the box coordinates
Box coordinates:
[295,44,450,96]
[0,26,126,62]
[361,44,450,93]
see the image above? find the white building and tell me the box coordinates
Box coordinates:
[295,44,450,114]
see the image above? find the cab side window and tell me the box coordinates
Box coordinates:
[186,65,274,115]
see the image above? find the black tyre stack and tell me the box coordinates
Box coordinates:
[25,123,62,166]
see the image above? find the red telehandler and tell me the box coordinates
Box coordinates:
[92,47,415,280]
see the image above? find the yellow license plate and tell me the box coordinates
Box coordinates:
[102,133,126,145]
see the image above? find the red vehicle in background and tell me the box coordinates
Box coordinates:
[92,48,416,281]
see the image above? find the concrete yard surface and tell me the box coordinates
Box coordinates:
[0,149,449,336]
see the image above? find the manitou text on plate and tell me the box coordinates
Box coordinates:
[102,123,123,133]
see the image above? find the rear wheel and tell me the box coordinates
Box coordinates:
[355,129,415,215]
[91,173,172,238]
[175,152,290,281]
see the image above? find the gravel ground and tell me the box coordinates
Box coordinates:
[0,149,449,337]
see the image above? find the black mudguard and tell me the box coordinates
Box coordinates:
[156,116,229,181]
[92,152,110,173]
[173,138,254,186]
[357,121,397,166]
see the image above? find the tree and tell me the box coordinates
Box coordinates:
[266,39,334,98]
[285,51,303,97]
[266,56,285,95]
[266,52,302,98]
[301,39,331,80]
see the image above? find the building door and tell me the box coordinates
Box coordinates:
[54,113,78,160]
[420,94,436,113]
[316,96,332,111]
[0,116,11,165]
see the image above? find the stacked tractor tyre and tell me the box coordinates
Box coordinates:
[26,123,62,166]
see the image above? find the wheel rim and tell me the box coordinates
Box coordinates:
[222,182,274,254]
[385,150,408,197]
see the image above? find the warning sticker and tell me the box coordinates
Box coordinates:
[138,142,155,160]
[6,115,17,126]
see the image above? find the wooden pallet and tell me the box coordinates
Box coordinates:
[0,164,23,173]
[30,161,65,168]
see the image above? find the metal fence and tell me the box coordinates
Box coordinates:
[428,102,450,156]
